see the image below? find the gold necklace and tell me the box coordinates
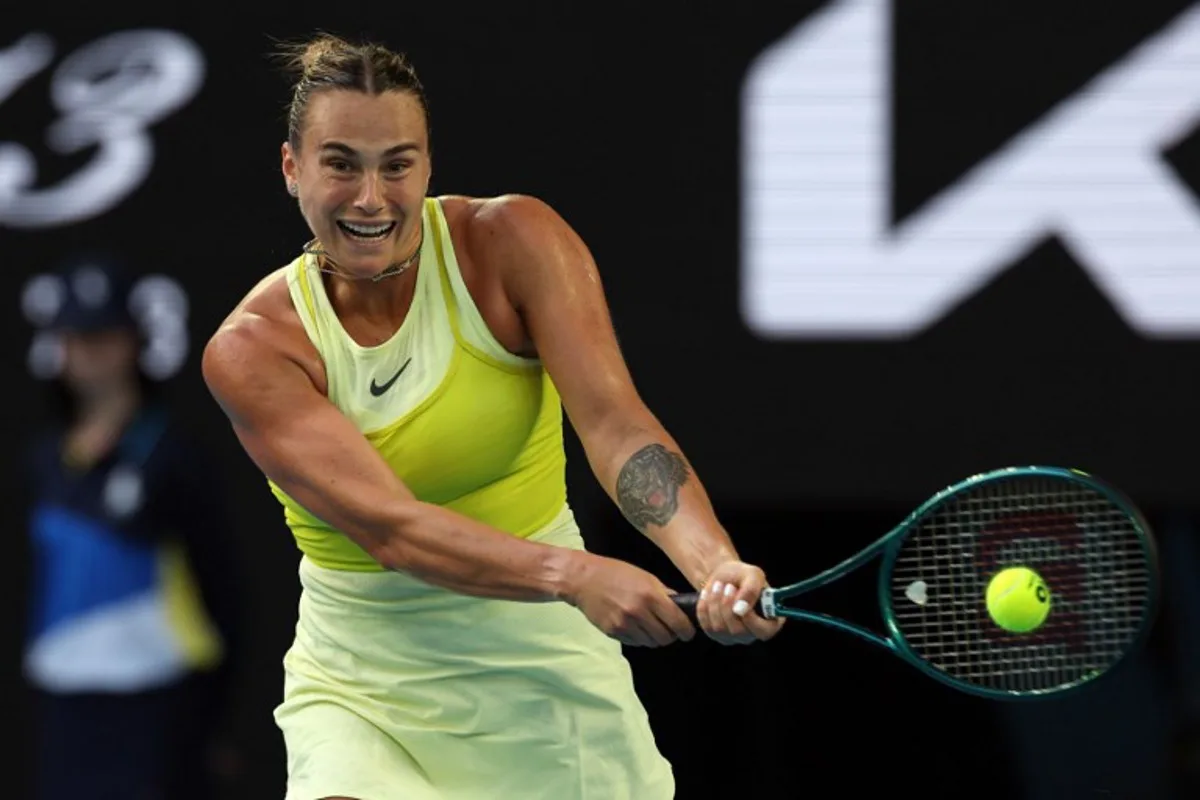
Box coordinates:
[302,228,424,283]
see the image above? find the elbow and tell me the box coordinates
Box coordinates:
[585,415,661,475]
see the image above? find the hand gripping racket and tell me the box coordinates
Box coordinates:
[672,466,1160,700]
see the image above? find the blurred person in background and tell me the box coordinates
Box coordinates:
[20,254,244,800]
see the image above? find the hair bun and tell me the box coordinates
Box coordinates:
[300,34,345,72]
[276,32,349,78]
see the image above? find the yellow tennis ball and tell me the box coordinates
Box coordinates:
[986,566,1051,633]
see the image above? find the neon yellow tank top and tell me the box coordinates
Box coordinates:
[268,198,567,571]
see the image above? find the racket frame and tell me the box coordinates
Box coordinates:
[758,465,1160,700]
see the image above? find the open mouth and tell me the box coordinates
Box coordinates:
[336,220,397,241]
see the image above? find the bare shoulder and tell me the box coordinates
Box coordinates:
[439,193,572,250]
[436,193,592,300]
[202,266,325,406]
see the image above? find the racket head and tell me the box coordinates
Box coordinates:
[878,466,1159,700]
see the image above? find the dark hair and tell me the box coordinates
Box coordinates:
[276,33,431,151]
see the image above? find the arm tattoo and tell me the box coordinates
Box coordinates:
[616,443,691,532]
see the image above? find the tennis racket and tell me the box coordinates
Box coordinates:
[672,466,1160,700]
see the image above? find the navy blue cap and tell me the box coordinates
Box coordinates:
[49,255,138,333]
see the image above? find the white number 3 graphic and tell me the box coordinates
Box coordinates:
[0,29,205,229]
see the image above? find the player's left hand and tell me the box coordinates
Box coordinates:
[696,560,785,645]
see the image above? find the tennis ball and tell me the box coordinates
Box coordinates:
[985,566,1051,633]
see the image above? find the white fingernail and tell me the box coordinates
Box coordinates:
[712,582,723,596]
[700,587,707,599]
[724,583,735,598]
[733,600,750,616]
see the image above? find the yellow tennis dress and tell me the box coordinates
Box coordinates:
[268,198,675,800]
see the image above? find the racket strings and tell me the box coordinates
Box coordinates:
[888,477,1152,693]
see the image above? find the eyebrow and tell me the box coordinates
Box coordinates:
[318,142,420,157]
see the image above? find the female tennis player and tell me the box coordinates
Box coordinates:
[202,33,783,800]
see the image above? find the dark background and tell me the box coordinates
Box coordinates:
[5,2,1200,797]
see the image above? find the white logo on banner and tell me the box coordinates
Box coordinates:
[741,0,1200,337]
[0,30,205,229]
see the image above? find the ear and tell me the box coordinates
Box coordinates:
[281,141,299,193]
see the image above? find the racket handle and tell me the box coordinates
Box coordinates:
[671,592,701,625]
[672,588,778,622]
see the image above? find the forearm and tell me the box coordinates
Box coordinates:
[373,499,582,603]
[587,419,739,588]
[220,401,585,605]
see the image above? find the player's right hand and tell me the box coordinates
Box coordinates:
[563,553,696,647]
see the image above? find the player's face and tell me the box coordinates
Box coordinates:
[283,89,431,280]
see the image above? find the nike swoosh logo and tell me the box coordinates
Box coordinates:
[369,357,412,397]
